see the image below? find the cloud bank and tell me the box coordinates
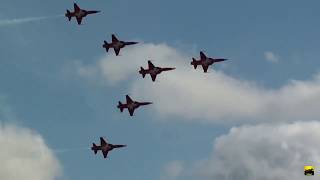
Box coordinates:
[79,43,320,124]
[0,124,62,180]
[166,122,320,180]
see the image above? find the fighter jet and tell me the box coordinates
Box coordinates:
[65,3,100,25]
[139,60,175,82]
[191,51,227,73]
[102,34,138,56]
[117,95,152,116]
[91,137,126,159]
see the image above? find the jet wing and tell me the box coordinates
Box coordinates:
[126,95,133,104]
[148,61,155,69]
[112,34,119,42]
[100,137,107,146]
[202,64,209,73]
[151,74,157,82]
[200,51,207,60]
[76,17,82,25]
[74,3,81,12]
[114,48,121,56]
[128,108,134,116]
[102,150,109,158]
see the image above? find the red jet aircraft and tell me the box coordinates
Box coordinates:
[139,60,175,82]
[191,51,227,73]
[91,137,126,159]
[103,34,138,56]
[117,95,152,116]
[65,3,100,25]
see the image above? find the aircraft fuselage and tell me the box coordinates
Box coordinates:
[75,10,87,18]
[148,67,162,75]
[111,41,125,49]
[202,58,214,66]
[127,102,140,110]
[102,144,113,151]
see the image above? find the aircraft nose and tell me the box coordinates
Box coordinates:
[164,67,176,71]
[127,42,139,45]
[90,10,101,14]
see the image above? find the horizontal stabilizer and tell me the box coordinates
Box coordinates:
[103,41,110,52]
[118,101,124,112]
[92,143,98,154]
[139,67,146,78]
[65,10,72,21]
[191,58,197,69]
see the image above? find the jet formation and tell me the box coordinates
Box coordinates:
[103,34,139,56]
[139,61,175,82]
[64,2,229,161]
[65,3,100,25]
[91,137,126,158]
[191,51,227,73]
[117,95,152,116]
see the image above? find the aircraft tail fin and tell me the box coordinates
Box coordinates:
[191,58,197,69]
[139,67,146,78]
[103,41,110,52]
[117,101,124,112]
[92,143,98,154]
[65,10,72,21]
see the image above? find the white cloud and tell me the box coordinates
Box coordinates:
[170,122,320,180]
[0,95,62,180]
[162,161,184,180]
[76,61,99,78]
[0,123,62,180]
[264,51,279,63]
[79,43,320,123]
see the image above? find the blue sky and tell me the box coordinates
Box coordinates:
[0,0,320,180]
